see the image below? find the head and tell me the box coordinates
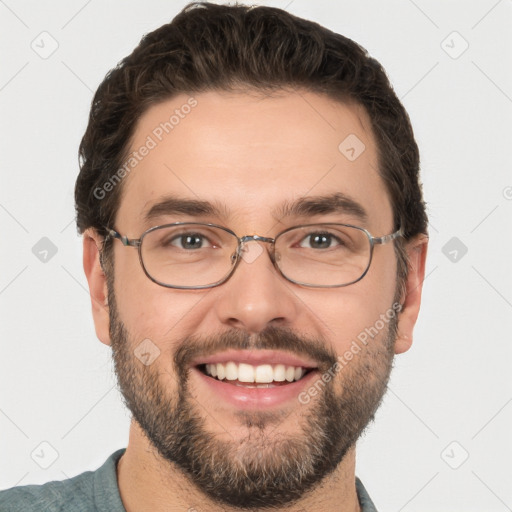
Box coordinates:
[79,2,428,509]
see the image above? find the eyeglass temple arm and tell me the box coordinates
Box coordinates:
[373,227,404,245]
[105,228,141,247]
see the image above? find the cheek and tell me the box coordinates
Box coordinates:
[112,251,203,344]
[318,293,392,349]
[305,254,398,354]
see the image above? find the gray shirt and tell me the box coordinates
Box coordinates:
[0,449,378,511]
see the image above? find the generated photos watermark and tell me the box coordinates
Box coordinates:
[298,302,402,404]
[93,96,198,200]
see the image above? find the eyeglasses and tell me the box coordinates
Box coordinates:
[104,222,403,289]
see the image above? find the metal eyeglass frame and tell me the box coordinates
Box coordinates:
[103,222,404,290]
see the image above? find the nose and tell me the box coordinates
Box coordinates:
[211,240,300,334]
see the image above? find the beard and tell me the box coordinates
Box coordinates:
[107,281,398,509]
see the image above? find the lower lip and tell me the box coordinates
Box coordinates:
[190,366,319,409]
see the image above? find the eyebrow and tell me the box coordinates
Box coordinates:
[142,192,368,224]
[274,193,368,223]
[142,196,229,222]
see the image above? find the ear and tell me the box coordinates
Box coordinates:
[83,228,111,346]
[395,234,428,354]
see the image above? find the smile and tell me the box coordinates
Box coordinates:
[198,362,313,387]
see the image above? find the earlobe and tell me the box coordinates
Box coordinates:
[83,228,111,346]
[394,332,412,354]
[395,234,428,354]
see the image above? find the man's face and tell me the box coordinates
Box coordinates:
[101,90,405,508]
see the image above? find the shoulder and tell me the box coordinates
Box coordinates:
[0,449,126,512]
[356,476,379,512]
[0,473,94,512]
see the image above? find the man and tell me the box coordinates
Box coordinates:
[0,2,428,511]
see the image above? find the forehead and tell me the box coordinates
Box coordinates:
[116,89,393,233]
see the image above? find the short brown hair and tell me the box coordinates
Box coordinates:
[75,1,428,288]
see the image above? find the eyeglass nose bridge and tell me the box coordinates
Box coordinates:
[236,234,277,262]
[239,234,275,245]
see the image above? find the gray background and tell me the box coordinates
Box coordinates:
[1,1,511,510]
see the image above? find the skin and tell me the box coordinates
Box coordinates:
[83,90,428,512]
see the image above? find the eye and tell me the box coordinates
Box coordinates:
[168,232,213,250]
[299,232,342,249]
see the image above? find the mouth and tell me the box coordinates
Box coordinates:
[190,352,321,409]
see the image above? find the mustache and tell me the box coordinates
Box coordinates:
[174,325,337,378]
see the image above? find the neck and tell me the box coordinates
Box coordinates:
[117,420,361,512]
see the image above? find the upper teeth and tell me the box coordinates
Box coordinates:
[204,362,307,383]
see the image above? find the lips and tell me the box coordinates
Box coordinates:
[192,349,318,387]
[189,349,320,408]
[191,364,320,409]
[190,349,319,369]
